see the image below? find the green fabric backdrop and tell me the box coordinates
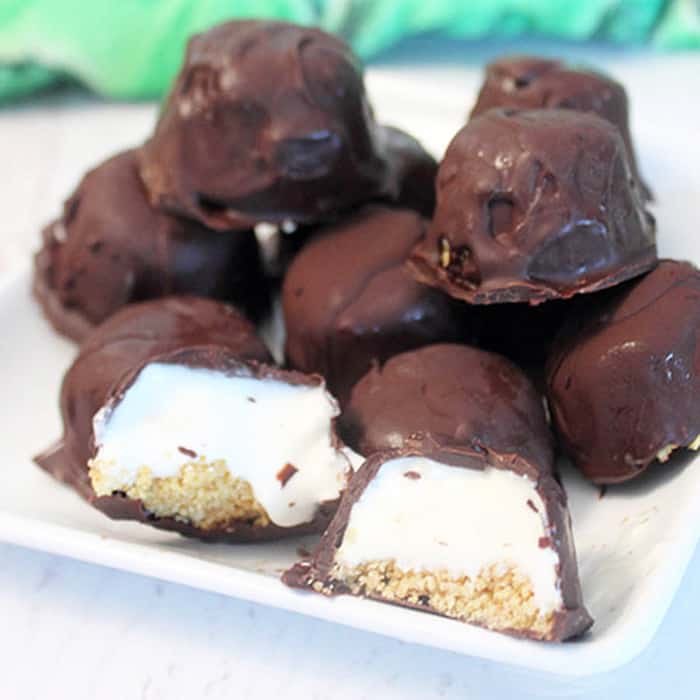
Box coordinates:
[1,0,698,102]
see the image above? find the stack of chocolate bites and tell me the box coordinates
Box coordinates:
[34,22,700,643]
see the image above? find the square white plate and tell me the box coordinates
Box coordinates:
[1,60,699,677]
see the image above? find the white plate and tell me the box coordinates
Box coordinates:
[1,62,699,677]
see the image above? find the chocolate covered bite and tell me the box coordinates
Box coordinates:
[36,297,356,541]
[140,20,425,231]
[283,206,467,405]
[471,56,649,198]
[285,442,592,642]
[342,343,553,470]
[410,109,656,305]
[547,260,700,484]
[34,150,268,343]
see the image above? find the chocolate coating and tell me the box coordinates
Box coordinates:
[342,343,553,470]
[547,260,700,484]
[470,56,649,199]
[33,297,329,541]
[283,206,468,405]
[33,149,268,343]
[284,440,592,642]
[140,20,420,230]
[410,109,656,305]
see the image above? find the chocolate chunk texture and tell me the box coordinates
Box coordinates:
[33,149,267,342]
[410,109,656,305]
[470,56,649,199]
[284,443,592,642]
[547,260,700,483]
[283,206,467,405]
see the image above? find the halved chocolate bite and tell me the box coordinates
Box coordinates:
[342,343,553,471]
[33,149,268,343]
[409,109,656,305]
[470,56,649,199]
[89,351,353,539]
[36,297,355,541]
[283,206,468,405]
[284,443,592,642]
[546,260,700,484]
[140,20,430,231]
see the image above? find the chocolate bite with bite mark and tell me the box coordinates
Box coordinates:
[342,343,553,471]
[284,440,592,642]
[470,56,649,199]
[283,206,468,405]
[547,260,700,484]
[36,297,355,541]
[140,20,432,231]
[34,149,268,343]
[410,109,656,305]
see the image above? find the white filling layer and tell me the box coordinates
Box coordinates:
[92,363,352,527]
[335,456,562,613]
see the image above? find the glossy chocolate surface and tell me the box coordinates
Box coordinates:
[140,21,430,230]
[471,56,649,198]
[342,343,553,470]
[410,109,656,305]
[34,150,268,342]
[284,440,592,642]
[547,260,700,484]
[283,206,468,405]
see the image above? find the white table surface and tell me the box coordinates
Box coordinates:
[1,40,699,699]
